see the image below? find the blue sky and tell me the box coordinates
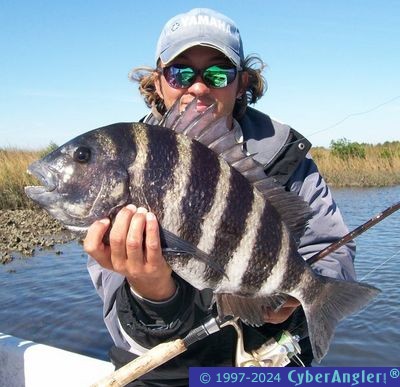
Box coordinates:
[1,0,399,149]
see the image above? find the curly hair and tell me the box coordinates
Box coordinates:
[128,54,267,120]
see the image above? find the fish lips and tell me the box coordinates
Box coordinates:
[25,161,59,204]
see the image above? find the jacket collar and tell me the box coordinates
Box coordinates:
[238,107,291,167]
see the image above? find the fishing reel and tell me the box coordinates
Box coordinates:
[221,317,302,367]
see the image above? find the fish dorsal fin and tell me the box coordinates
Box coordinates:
[255,182,312,244]
[159,100,181,129]
[161,99,311,243]
[161,98,217,134]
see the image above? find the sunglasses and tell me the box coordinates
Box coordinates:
[161,64,238,89]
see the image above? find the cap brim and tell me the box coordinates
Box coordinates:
[159,39,242,68]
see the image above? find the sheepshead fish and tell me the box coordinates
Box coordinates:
[25,99,379,361]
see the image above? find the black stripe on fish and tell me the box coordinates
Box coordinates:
[203,169,255,283]
[96,123,138,163]
[141,125,180,216]
[178,140,221,245]
[240,201,284,291]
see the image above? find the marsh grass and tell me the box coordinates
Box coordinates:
[1,141,399,209]
[0,148,42,209]
[311,141,400,187]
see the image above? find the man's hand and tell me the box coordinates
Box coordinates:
[262,297,300,324]
[84,205,176,301]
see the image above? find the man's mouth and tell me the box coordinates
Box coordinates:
[195,102,210,112]
[181,98,214,113]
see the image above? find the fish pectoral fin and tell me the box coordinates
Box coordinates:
[159,228,227,278]
[215,293,288,327]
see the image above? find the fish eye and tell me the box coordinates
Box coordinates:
[73,146,91,163]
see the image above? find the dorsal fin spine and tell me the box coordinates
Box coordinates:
[159,99,181,128]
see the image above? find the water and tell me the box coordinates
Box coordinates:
[0,242,114,360]
[0,186,399,366]
[316,186,400,367]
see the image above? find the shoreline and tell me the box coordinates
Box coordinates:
[0,208,75,264]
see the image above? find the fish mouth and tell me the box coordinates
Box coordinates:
[25,161,58,198]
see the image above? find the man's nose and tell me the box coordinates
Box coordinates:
[187,76,210,96]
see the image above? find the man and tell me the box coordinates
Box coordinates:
[85,8,356,386]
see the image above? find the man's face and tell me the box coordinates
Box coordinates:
[155,46,247,128]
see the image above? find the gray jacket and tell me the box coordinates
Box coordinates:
[87,107,356,380]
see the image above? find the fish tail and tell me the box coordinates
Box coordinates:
[299,275,380,362]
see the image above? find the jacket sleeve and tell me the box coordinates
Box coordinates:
[87,256,213,354]
[87,256,132,349]
[286,153,356,281]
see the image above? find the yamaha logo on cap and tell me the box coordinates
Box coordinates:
[171,22,180,32]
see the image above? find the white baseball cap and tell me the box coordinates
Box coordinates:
[155,8,244,69]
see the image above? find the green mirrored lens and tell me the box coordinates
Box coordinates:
[203,65,235,88]
[176,68,196,87]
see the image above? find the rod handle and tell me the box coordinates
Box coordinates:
[91,339,187,387]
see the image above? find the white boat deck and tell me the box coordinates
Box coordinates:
[0,332,114,387]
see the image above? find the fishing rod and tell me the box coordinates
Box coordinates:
[307,201,400,265]
[91,202,400,387]
[91,314,300,387]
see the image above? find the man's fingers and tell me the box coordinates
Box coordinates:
[84,218,112,267]
[125,207,147,262]
[263,296,300,324]
[263,306,296,324]
[109,205,136,261]
[282,297,301,308]
[145,212,163,265]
